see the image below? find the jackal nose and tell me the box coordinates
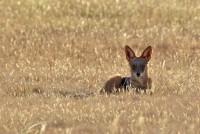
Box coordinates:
[136,73,140,77]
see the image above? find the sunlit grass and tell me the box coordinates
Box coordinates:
[0,0,200,133]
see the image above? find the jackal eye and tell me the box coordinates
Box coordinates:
[132,65,136,70]
[140,64,145,70]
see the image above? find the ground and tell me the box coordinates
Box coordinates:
[0,0,200,133]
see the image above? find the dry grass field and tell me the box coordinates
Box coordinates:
[0,0,200,133]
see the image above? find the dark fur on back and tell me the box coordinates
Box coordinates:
[100,76,132,93]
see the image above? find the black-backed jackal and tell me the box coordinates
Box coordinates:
[101,45,152,94]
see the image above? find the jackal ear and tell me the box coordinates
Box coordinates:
[125,45,136,61]
[141,46,152,62]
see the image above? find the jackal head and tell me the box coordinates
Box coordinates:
[125,45,152,78]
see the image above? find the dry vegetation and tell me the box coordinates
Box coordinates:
[0,0,200,133]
